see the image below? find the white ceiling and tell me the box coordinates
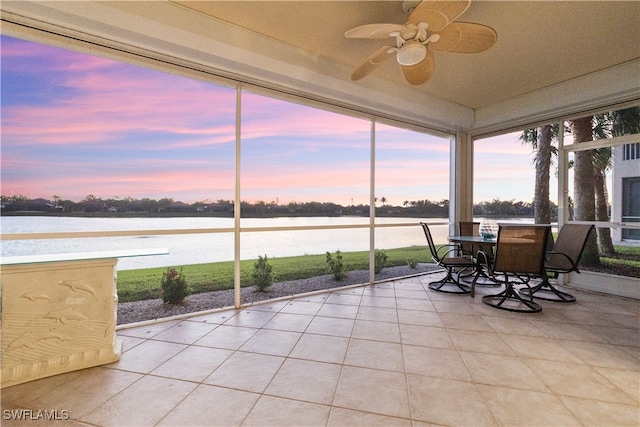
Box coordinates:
[174,0,640,109]
[2,1,639,133]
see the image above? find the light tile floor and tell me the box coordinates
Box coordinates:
[2,271,639,426]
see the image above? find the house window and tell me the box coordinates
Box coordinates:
[623,143,640,160]
[622,177,640,240]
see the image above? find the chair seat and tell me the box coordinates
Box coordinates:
[545,259,575,272]
[441,257,475,267]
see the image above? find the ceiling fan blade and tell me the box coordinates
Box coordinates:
[409,0,471,32]
[401,49,435,85]
[351,46,396,81]
[430,22,497,53]
[345,23,408,39]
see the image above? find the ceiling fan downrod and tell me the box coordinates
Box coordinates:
[402,0,422,14]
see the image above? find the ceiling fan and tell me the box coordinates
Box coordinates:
[345,0,497,85]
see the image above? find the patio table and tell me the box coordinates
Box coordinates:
[448,235,497,245]
[448,235,498,287]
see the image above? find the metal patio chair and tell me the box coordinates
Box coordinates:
[458,221,498,286]
[473,224,550,313]
[420,222,475,294]
[520,223,595,303]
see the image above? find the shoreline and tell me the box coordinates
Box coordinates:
[0,211,455,219]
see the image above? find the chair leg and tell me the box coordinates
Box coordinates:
[519,275,576,303]
[482,278,542,313]
[429,268,471,294]
[464,265,500,287]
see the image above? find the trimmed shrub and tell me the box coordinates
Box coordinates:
[161,267,189,304]
[252,254,274,291]
[326,250,347,281]
[374,249,388,274]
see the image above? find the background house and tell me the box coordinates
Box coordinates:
[612,142,640,242]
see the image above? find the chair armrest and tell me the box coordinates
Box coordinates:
[438,248,462,259]
[436,243,473,259]
[475,250,493,275]
[545,251,579,272]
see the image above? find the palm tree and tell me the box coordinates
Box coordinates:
[590,107,640,255]
[609,106,640,136]
[590,114,615,254]
[592,146,615,255]
[569,116,600,265]
[521,109,639,265]
[519,124,558,224]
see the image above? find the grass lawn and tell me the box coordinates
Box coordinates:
[116,246,431,302]
[593,244,640,277]
[116,243,639,303]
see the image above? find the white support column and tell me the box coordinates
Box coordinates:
[556,123,569,286]
[234,87,242,308]
[369,119,376,284]
[557,125,569,227]
[450,131,474,235]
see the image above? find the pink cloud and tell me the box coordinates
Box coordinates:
[242,163,369,190]
[241,94,371,141]
[3,168,235,203]
[474,132,533,155]
[1,37,458,205]
[3,48,237,147]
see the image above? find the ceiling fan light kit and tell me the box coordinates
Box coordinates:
[345,0,497,85]
[397,42,427,66]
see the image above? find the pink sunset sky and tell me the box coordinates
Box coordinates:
[1,35,543,206]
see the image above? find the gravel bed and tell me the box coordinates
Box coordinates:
[117,264,440,325]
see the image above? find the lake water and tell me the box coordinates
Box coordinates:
[1,216,531,270]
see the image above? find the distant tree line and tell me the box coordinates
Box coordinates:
[1,194,543,218]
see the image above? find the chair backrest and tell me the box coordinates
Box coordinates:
[545,226,555,253]
[459,220,495,257]
[458,221,479,253]
[420,222,440,261]
[547,224,595,272]
[493,225,550,275]
[459,221,480,236]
